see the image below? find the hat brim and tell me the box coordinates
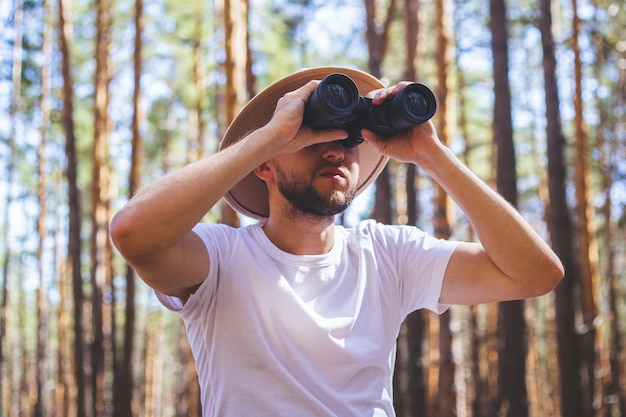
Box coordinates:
[219,66,389,219]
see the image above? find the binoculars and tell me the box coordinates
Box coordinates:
[303,73,437,148]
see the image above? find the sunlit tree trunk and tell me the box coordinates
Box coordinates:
[397,2,429,416]
[35,0,52,414]
[468,305,486,415]
[143,314,157,417]
[220,0,249,226]
[538,0,584,415]
[187,2,209,164]
[176,329,202,417]
[364,0,395,225]
[55,185,74,417]
[91,0,114,413]
[363,0,404,411]
[18,286,30,417]
[113,0,142,415]
[602,134,626,417]
[7,3,27,415]
[571,1,601,414]
[0,0,23,411]
[432,1,456,416]
[521,28,558,415]
[592,3,625,411]
[489,0,529,415]
[193,26,207,160]
[451,3,485,415]
[223,0,249,131]
[58,0,87,413]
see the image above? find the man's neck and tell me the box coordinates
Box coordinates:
[261,213,336,255]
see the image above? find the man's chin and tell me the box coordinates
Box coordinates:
[292,194,353,218]
[277,179,356,218]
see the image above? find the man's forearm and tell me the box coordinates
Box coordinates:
[110,129,274,257]
[424,145,564,292]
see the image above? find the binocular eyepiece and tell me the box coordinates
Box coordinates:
[303,73,437,148]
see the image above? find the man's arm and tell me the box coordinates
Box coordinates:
[110,81,348,300]
[424,145,564,304]
[109,133,275,300]
[362,84,564,305]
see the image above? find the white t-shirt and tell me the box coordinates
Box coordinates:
[157,219,459,417]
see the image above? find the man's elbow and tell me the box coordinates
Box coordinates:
[109,209,142,260]
[532,258,565,297]
[549,260,566,290]
[548,254,565,287]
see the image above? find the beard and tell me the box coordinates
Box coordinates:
[274,164,356,218]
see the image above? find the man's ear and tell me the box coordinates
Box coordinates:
[253,162,273,181]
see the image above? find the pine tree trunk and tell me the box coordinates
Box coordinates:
[592,9,625,408]
[402,12,423,372]
[113,0,142,415]
[571,1,601,413]
[35,0,52,413]
[91,0,114,412]
[58,0,87,412]
[433,1,456,415]
[56,232,74,417]
[468,305,486,416]
[143,315,156,417]
[186,3,207,164]
[538,0,585,415]
[220,0,249,226]
[0,0,23,411]
[490,0,529,415]
[364,0,395,225]
[18,288,30,417]
[177,332,202,417]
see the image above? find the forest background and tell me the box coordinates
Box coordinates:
[0,0,625,416]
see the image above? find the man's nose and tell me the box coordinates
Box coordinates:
[321,141,346,161]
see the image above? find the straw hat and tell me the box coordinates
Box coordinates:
[219,66,389,219]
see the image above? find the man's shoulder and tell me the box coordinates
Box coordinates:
[339,220,432,248]
[193,221,259,234]
[339,219,380,232]
[191,221,262,249]
[338,220,397,244]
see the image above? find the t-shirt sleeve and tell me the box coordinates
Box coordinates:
[401,232,459,315]
[367,222,459,317]
[154,223,220,320]
[405,235,459,314]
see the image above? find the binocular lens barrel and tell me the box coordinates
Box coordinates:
[303,73,436,144]
[318,74,359,113]
[303,74,359,129]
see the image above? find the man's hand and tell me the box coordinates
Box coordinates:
[360,82,444,171]
[263,80,349,157]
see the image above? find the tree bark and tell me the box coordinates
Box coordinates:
[35,0,52,414]
[433,1,456,415]
[113,0,143,415]
[58,0,88,413]
[91,0,114,412]
[0,0,23,411]
[364,0,396,225]
[490,0,529,415]
[571,1,600,413]
[221,0,249,226]
[592,2,626,413]
[538,0,585,415]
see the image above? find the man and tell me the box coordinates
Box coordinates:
[110,66,564,416]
